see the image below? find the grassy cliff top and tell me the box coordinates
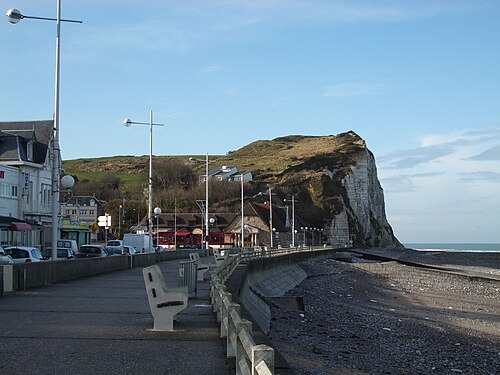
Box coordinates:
[63,131,365,185]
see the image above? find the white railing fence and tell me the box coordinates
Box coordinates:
[210,245,332,374]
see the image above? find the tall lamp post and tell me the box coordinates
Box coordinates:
[124,111,164,253]
[132,209,140,226]
[269,188,273,248]
[240,174,244,249]
[154,206,161,249]
[284,195,296,247]
[6,5,82,261]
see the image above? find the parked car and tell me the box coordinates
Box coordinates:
[4,246,45,263]
[76,245,108,258]
[57,239,79,255]
[42,248,76,260]
[106,240,123,254]
[0,245,14,264]
[108,245,139,255]
[122,246,139,255]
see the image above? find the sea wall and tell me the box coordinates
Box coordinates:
[238,248,344,333]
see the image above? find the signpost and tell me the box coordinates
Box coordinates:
[98,214,111,244]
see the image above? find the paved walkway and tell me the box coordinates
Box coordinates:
[0,259,232,374]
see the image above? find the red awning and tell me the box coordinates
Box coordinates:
[11,222,32,231]
[175,231,192,236]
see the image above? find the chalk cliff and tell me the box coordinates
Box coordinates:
[224,131,403,248]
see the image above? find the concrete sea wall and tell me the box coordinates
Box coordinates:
[239,248,343,333]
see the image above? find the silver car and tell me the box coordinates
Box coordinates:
[0,245,14,264]
[4,246,44,263]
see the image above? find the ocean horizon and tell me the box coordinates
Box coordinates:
[404,243,500,252]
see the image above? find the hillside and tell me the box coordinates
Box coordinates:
[63,131,402,248]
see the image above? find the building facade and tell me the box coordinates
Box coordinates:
[0,121,61,249]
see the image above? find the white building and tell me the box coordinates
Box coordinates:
[199,165,253,183]
[0,121,55,248]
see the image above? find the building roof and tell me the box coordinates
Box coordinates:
[65,196,103,207]
[246,202,289,232]
[0,121,53,165]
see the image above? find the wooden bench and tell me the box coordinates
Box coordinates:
[142,265,188,331]
[189,253,210,281]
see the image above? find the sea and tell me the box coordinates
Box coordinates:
[404,243,500,253]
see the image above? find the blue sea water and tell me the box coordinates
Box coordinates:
[404,243,500,253]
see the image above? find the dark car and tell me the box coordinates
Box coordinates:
[42,248,76,260]
[76,245,108,258]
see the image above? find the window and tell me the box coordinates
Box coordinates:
[0,183,18,198]
[27,141,34,161]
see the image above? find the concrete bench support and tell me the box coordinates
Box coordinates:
[142,265,188,331]
[213,249,228,268]
[189,253,210,281]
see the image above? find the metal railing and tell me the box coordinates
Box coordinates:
[210,245,332,374]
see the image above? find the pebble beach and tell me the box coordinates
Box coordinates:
[267,249,500,375]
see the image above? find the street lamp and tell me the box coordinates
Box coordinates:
[240,174,244,249]
[284,195,296,247]
[269,188,273,248]
[118,205,122,237]
[123,111,164,252]
[6,4,82,261]
[154,206,161,249]
[132,209,140,226]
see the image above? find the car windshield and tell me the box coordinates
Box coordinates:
[80,247,100,254]
[107,241,120,246]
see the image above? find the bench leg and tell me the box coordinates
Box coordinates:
[152,313,175,331]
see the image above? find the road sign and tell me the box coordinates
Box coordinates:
[98,214,111,228]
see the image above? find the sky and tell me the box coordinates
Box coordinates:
[1,0,499,244]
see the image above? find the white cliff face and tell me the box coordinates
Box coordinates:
[327,148,400,248]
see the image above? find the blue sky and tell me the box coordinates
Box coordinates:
[1,1,499,243]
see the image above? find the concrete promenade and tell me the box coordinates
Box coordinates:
[0,259,232,374]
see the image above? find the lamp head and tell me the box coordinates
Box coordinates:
[61,175,75,189]
[6,8,23,24]
[123,118,132,127]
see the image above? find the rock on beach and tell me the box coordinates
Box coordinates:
[267,249,500,375]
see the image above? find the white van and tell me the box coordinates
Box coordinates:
[123,234,151,253]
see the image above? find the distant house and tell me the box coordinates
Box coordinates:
[199,165,253,184]
[0,121,54,248]
[62,196,103,243]
[226,202,290,248]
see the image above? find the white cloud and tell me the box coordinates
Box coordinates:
[198,64,224,74]
[323,81,385,98]
[379,128,500,242]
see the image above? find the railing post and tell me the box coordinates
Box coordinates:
[220,292,232,337]
[227,303,241,358]
[236,318,252,375]
[252,344,274,375]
